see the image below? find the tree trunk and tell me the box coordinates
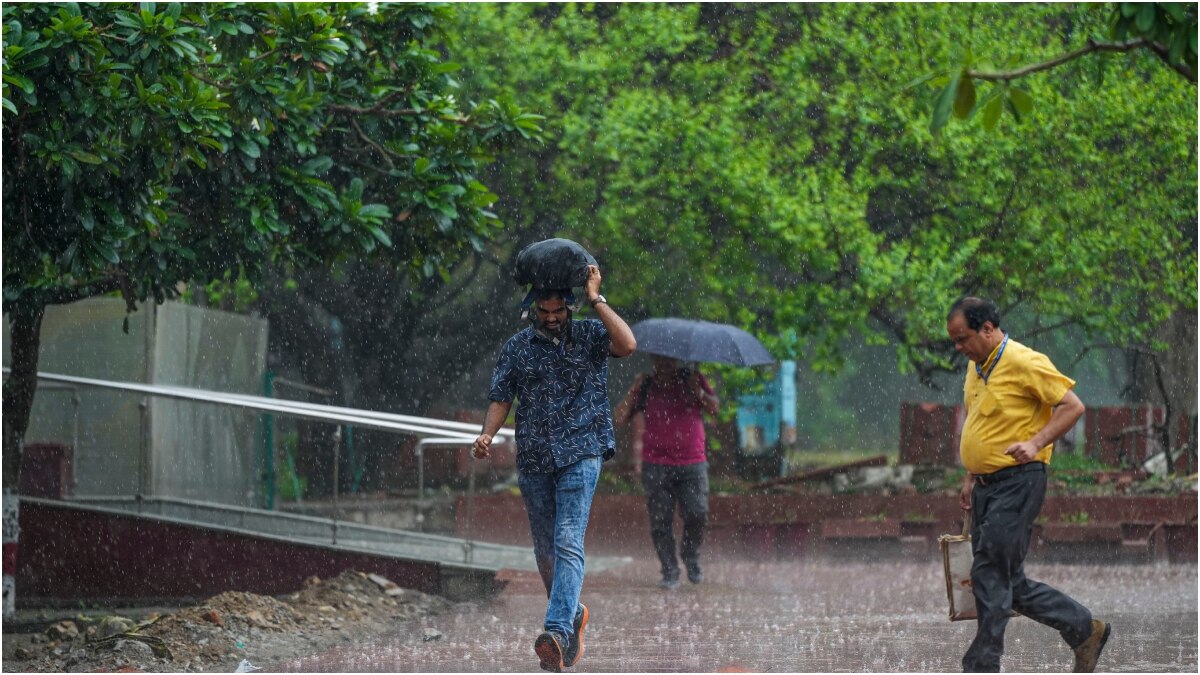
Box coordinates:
[2,301,46,491]
[2,300,44,620]
[1126,309,1198,472]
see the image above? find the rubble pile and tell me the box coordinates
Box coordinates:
[286,571,452,624]
[2,570,453,673]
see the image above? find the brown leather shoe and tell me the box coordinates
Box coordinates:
[1072,620,1111,673]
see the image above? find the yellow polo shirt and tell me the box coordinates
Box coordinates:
[959,337,1075,475]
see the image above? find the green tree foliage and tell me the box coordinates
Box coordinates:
[913,3,1196,133]
[1,2,541,487]
[450,3,1196,389]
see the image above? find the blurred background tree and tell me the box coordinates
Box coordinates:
[9,3,1191,484]
[2,2,542,489]
[222,3,1193,471]
[438,2,1194,457]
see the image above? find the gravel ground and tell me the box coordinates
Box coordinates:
[2,570,455,673]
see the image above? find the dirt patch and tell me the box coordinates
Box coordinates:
[2,570,454,673]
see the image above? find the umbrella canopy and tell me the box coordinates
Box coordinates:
[630,318,775,367]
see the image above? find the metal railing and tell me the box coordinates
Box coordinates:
[8,370,634,580]
[6,368,513,525]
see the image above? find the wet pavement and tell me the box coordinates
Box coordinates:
[272,557,1197,672]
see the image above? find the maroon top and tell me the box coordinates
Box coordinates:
[640,372,712,466]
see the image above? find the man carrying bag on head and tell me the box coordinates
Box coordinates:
[474,242,636,673]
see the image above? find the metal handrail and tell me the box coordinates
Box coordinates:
[413,436,510,496]
[270,377,333,398]
[8,368,521,551]
[412,437,511,553]
[26,495,536,569]
[7,369,506,440]
[154,381,513,439]
[160,380,511,439]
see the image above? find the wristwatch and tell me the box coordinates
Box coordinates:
[589,294,607,308]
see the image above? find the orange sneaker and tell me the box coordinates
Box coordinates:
[564,603,589,667]
[535,630,566,673]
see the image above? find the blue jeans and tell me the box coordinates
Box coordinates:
[518,456,601,638]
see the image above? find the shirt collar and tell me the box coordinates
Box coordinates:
[977,333,1008,372]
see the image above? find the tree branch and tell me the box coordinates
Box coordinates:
[1068,342,1122,367]
[1023,318,1077,339]
[42,275,125,306]
[328,91,406,116]
[1142,39,1197,83]
[329,96,473,125]
[425,253,484,313]
[351,118,396,170]
[967,37,1194,85]
[346,157,396,176]
[192,72,236,91]
[979,171,1024,241]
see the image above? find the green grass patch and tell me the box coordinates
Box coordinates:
[1059,511,1090,524]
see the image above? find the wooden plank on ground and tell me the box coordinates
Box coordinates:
[752,454,888,490]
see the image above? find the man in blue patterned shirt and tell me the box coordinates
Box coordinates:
[473,264,636,673]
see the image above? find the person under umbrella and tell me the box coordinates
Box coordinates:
[615,355,720,590]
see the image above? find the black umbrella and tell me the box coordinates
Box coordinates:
[631,318,775,366]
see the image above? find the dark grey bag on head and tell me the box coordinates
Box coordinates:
[513,238,597,289]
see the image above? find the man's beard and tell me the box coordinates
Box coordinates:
[538,317,569,337]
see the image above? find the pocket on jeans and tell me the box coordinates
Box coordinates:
[560,457,601,493]
[559,473,585,492]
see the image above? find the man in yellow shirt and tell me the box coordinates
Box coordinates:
[947,297,1110,673]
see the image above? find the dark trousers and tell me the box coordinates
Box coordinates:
[642,461,708,580]
[963,463,1093,672]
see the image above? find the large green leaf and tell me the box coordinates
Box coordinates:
[235,136,261,159]
[953,75,976,119]
[1009,87,1034,115]
[1135,3,1157,33]
[930,72,962,132]
[981,94,1004,130]
[366,224,392,247]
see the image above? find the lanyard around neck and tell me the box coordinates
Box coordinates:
[975,333,1008,384]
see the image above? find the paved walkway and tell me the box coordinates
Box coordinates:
[272,557,1197,672]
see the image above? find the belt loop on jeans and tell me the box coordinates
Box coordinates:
[975,461,1045,486]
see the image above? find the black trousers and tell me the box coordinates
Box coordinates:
[963,463,1093,672]
[642,461,709,580]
